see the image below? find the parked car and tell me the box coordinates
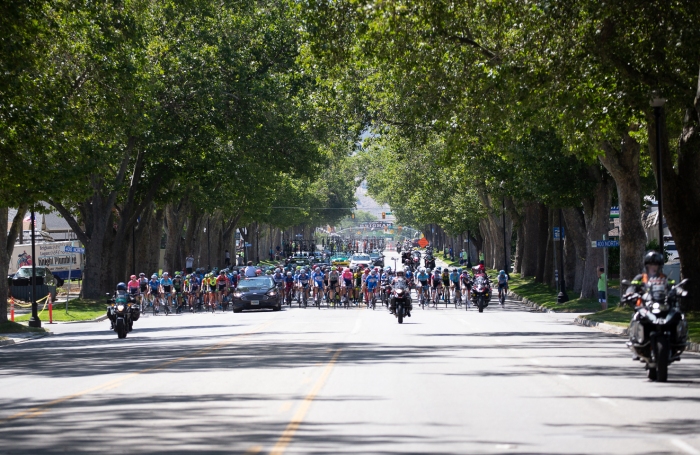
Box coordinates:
[369,252,384,267]
[232,277,282,312]
[664,241,679,261]
[8,266,63,287]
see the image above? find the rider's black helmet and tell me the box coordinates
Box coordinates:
[644,251,664,266]
[116,282,127,291]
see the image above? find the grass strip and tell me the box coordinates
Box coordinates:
[0,321,48,334]
[13,298,106,322]
[507,273,619,313]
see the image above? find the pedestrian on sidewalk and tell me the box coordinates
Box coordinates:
[597,266,607,310]
[224,250,231,267]
[186,254,194,274]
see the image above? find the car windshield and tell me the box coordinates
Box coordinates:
[665,244,677,251]
[370,253,380,259]
[238,277,274,291]
[352,255,370,261]
[16,267,46,278]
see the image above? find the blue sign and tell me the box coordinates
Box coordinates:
[244,243,252,247]
[64,246,85,254]
[553,227,565,240]
[595,240,619,248]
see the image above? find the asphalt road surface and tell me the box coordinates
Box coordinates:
[1,253,699,454]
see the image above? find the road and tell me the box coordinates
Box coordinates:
[1,252,699,454]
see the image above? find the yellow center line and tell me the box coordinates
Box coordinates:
[270,349,342,455]
[2,320,275,423]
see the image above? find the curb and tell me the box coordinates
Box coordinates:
[0,339,15,347]
[62,314,108,324]
[507,290,553,313]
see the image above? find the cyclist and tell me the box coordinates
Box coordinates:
[147,274,161,312]
[416,267,430,305]
[137,273,148,308]
[497,270,509,305]
[207,273,217,311]
[449,268,460,303]
[328,267,340,305]
[172,272,184,313]
[284,271,295,304]
[353,266,362,304]
[216,270,229,310]
[127,275,140,303]
[361,268,371,305]
[187,273,200,311]
[298,267,311,303]
[366,269,379,307]
[441,268,451,301]
[272,268,285,296]
[341,267,353,303]
[460,268,472,307]
[311,266,325,304]
[161,272,173,311]
[430,268,443,305]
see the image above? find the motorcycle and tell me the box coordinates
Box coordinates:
[622,277,689,382]
[393,283,410,324]
[381,281,392,306]
[471,275,491,313]
[424,254,435,270]
[107,291,139,339]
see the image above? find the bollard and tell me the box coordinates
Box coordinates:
[48,294,53,324]
[10,297,14,322]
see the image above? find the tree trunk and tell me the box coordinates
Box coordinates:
[649,84,700,311]
[563,207,588,294]
[600,130,646,283]
[563,214,577,293]
[520,202,541,278]
[0,205,27,323]
[164,201,187,274]
[580,166,613,299]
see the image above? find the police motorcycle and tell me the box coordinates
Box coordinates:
[106,282,140,339]
[622,251,689,382]
[390,274,412,324]
[471,272,491,313]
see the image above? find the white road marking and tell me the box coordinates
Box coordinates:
[671,439,700,455]
[528,358,542,365]
[495,444,516,450]
[589,393,618,407]
[557,374,571,380]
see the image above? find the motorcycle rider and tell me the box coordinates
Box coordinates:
[390,269,412,316]
[624,251,674,302]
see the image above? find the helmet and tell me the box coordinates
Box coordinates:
[397,269,404,276]
[287,271,292,276]
[220,270,225,274]
[232,271,238,276]
[130,275,136,280]
[499,270,505,275]
[370,269,377,275]
[265,269,272,275]
[419,267,426,273]
[458,268,463,273]
[175,271,181,276]
[139,272,145,277]
[163,272,169,277]
[644,251,664,266]
[275,268,281,273]
[116,282,127,291]
[151,274,158,279]
[256,269,263,276]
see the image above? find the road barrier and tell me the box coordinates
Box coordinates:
[48,294,53,324]
[10,297,14,322]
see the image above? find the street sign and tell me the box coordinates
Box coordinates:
[244,243,252,247]
[417,237,429,248]
[591,240,619,248]
[64,246,85,254]
[610,206,620,218]
[553,227,565,240]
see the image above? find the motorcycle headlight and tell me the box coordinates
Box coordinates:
[116,304,125,312]
[396,289,404,296]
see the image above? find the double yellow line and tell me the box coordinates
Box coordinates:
[2,320,275,423]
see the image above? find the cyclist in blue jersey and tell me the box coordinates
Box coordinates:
[160,272,174,309]
[311,266,325,302]
[366,269,379,306]
[298,268,311,302]
[449,268,460,303]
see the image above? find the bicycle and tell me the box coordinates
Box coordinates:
[368,288,377,310]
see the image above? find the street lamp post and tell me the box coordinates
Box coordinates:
[557,208,569,303]
[651,95,666,258]
[28,208,41,327]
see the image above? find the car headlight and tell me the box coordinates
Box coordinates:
[233,292,242,298]
[267,290,277,297]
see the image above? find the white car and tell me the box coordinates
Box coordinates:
[349,254,373,269]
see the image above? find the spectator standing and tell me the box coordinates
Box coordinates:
[225,250,231,267]
[597,267,607,310]
[185,254,194,274]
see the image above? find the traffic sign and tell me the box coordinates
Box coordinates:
[64,246,85,254]
[244,243,252,247]
[610,206,620,218]
[417,237,429,248]
[591,240,619,248]
[553,227,565,240]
